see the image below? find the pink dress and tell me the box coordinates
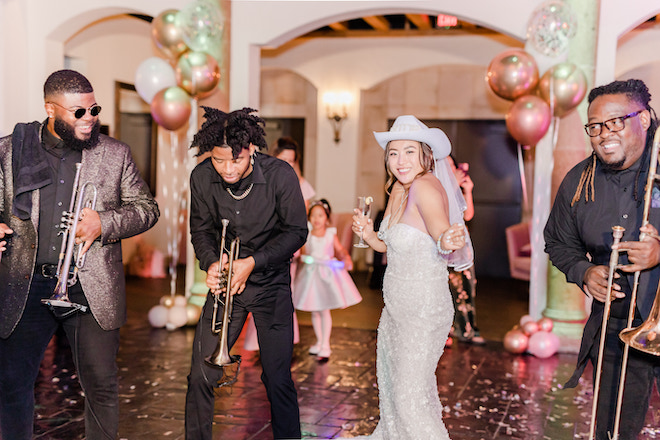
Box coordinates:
[293,228,362,311]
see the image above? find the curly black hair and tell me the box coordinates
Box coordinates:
[190,106,268,158]
[44,70,94,100]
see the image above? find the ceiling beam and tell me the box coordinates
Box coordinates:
[406,14,431,30]
[328,22,348,32]
[363,16,390,31]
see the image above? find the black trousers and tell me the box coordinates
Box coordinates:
[0,273,120,440]
[588,316,660,440]
[185,286,301,439]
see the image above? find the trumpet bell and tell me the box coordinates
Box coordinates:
[41,285,88,313]
[620,322,660,356]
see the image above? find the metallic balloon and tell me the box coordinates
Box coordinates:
[151,9,189,61]
[159,295,174,307]
[150,86,192,131]
[527,1,578,57]
[538,62,587,117]
[537,317,554,333]
[522,320,540,336]
[503,329,529,354]
[186,304,202,326]
[486,49,539,101]
[176,51,220,98]
[505,95,551,146]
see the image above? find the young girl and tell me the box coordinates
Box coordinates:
[293,199,362,360]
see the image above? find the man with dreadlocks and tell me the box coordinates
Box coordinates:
[185,107,307,439]
[545,79,660,439]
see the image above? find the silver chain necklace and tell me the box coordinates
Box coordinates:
[226,183,254,200]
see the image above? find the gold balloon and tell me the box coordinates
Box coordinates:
[486,49,539,101]
[186,304,202,326]
[150,86,191,131]
[176,51,220,98]
[503,329,529,354]
[538,62,587,117]
[151,9,189,61]
[506,95,551,146]
[159,295,174,307]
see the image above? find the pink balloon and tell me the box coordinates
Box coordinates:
[527,331,560,358]
[519,314,535,327]
[486,49,539,101]
[503,329,529,354]
[537,317,554,333]
[538,62,587,117]
[150,86,191,131]
[522,320,540,336]
[506,95,551,146]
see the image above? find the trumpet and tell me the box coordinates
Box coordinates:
[205,219,241,368]
[41,163,97,315]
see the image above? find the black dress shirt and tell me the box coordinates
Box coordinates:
[544,153,660,320]
[189,152,308,288]
[36,124,82,266]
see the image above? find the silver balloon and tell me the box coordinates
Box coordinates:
[526,0,577,57]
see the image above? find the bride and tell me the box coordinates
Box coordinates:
[346,115,473,439]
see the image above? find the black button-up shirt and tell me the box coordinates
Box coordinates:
[189,152,308,289]
[544,153,660,319]
[36,124,82,266]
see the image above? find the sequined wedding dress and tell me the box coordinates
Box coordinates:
[337,217,453,439]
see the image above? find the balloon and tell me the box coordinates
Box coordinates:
[151,9,189,61]
[159,295,174,307]
[178,0,224,56]
[506,95,551,146]
[176,51,220,98]
[150,87,192,131]
[503,329,529,354]
[148,305,169,328]
[522,320,540,336]
[537,317,554,332]
[173,295,188,307]
[527,331,560,358]
[135,57,177,104]
[519,314,535,327]
[186,304,202,326]
[538,62,587,117]
[527,1,578,57]
[486,49,539,101]
[167,305,189,330]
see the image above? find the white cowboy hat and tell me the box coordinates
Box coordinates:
[373,115,451,160]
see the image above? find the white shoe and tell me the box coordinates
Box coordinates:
[309,344,321,355]
[317,347,331,360]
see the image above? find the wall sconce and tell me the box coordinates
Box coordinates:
[323,91,352,143]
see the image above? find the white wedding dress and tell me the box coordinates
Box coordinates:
[337,218,453,439]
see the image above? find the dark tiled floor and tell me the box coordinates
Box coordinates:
[5,271,660,439]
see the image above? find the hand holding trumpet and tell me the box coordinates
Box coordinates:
[206,255,254,296]
[74,207,101,256]
[0,223,13,258]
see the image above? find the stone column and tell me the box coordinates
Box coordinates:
[541,0,600,353]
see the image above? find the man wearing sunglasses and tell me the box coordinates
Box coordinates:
[0,69,160,439]
[545,79,660,439]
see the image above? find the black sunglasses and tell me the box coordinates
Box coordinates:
[49,102,102,119]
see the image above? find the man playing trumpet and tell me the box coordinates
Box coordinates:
[186,107,308,439]
[545,79,660,439]
[0,70,159,439]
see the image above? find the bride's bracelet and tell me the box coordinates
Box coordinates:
[436,233,453,255]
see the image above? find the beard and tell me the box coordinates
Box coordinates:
[53,117,100,151]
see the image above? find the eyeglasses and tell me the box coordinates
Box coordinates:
[584,109,644,137]
[48,102,102,119]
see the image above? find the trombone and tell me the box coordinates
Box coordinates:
[42,163,97,315]
[205,219,241,368]
[590,128,660,440]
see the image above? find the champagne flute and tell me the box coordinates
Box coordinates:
[354,196,373,248]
